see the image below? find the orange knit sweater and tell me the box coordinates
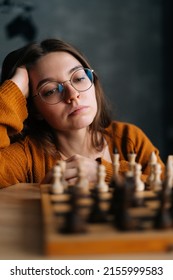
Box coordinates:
[0,80,164,187]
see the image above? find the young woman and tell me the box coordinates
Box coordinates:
[0,38,164,187]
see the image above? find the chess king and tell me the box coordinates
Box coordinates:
[0,38,165,187]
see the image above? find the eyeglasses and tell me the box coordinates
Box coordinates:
[33,68,94,105]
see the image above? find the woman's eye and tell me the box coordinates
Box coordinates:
[43,88,56,97]
[74,76,85,83]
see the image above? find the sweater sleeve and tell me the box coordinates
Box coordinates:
[0,141,30,187]
[104,121,165,183]
[123,123,165,178]
[0,80,28,148]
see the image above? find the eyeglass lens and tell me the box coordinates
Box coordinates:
[39,68,93,104]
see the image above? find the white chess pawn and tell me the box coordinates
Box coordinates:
[76,162,89,193]
[146,151,157,187]
[151,163,162,191]
[113,152,120,177]
[164,155,173,189]
[51,165,64,194]
[127,152,137,176]
[95,164,109,193]
[134,163,145,191]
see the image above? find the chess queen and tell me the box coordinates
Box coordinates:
[0,39,165,187]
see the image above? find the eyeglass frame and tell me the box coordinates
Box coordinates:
[32,67,94,105]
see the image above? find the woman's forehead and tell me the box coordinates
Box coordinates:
[30,52,82,75]
[28,52,83,88]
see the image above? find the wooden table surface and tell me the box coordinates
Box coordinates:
[0,183,173,260]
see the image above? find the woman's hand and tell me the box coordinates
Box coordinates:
[41,154,99,186]
[64,154,99,185]
[10,67,29,98]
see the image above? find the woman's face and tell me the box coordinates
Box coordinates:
[29,52,97,133]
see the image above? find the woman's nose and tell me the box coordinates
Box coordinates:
[63,83,80,103]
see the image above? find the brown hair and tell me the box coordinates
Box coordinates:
[1,39,112,156]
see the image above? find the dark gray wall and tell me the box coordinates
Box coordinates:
[1,0,172,162]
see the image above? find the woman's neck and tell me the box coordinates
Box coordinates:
[55,129,103,160]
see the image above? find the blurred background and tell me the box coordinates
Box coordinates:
[0,0,172,162]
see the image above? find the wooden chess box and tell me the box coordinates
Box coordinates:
[40,184,173,256]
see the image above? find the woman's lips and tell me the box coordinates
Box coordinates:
[68,106,89,116]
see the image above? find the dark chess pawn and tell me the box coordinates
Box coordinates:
[87,188,108,223]
[125,164,145,208]
[169,186,173,221]
[60,186,87,234]
[164,156,173,222]
[109,173,125,215]
[112,178,137,231]
[153,183,173,229]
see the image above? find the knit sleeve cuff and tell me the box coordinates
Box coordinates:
[0,80,28,132]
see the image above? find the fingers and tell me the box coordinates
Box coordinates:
[65,154,98,183]
[64,154,84,181]
[64,162,80,183]
[42,155,99,186]
[41,161,78,185]
[65,154,82,164]
[67,177,78,186]
[10,67,29,98]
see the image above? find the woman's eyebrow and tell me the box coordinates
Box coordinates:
[68,65,82,74]
[36,78,53,90]
[36,65,83,90]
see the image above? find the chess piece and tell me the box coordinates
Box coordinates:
[164,155,173,190]
[134,163,145,191]
[151,163,162,192]
[95,164,109,193]
[170,186,173,220]
[109,149,124,190]
[109,174,125,215]
[51,165,64,194]
[164,156,173,222]
[87,188,108,223]
[133,163,145,207]
[146,151,157,189]
[76,161,89,193]
[60,186,87,234]
[127,152,136,177]
[112,149,120,178]
[112,179,137,231]
[153,182,172,229]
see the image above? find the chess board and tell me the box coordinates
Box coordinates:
[40,184,173,256]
